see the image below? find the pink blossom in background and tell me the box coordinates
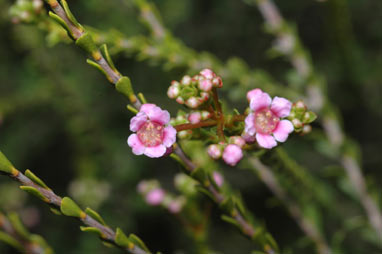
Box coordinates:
[244,89,294,149]
[212,171,224,187]
[222,144,243,166]
[145,188,165,206]
[128,104,176,158]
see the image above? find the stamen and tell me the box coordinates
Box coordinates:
[254,109,279,134]
[137,121,164,147]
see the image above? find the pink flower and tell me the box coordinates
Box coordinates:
[145,188,165,206]
[128,104,177,158]
[213,171,224,187]
[244,89,294,149]
[222,144,243,166]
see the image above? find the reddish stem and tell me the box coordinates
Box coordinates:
[174,120,217,132]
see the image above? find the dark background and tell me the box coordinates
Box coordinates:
[0,0,381,253]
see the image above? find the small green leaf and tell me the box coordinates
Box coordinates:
[128,233,151,253]
[86,59,109,78]
[85,208,106,226]
[221,215,240,228]
[102,241,115,248]
[115,228,131,248]
[100,44,117,72]
[25,169,49,189]
[0,151,14,174]
[60,197,84,218]
[127,104,139,114]
[0,231,24,252]
[20,186,49,202]
[190,167,207,184]
[49,207,62,215]
[303,111,317,124]
[116,76,134,98]
[137,93,147,104]
[195,185,214,201]
[220,197,235,214]
[76,33,97,54]
[48,11,74,40]
[60,0,82,29]
[8,213,30,239]
[80,226,104,238]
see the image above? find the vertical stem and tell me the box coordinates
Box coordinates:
[211,88,225,142]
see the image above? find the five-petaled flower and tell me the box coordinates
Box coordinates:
[244,89,294,149]
[128,104,177,158]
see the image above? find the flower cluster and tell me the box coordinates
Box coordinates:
[127,104,176,158]
[167,69,222,108]
[126,70,316,169]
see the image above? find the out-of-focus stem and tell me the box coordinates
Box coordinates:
[0,155,149,254]
[251,0,382,238]
[249,157,332,254]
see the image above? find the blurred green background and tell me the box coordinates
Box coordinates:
[0,0,381,253]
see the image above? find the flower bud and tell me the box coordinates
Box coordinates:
[222,144,243,166]
[145,188,165,206]
[185,97,200,108]
[188,112,201,124]
[207,144,223,159]
[228,136,246,148]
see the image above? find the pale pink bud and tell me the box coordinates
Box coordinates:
[137,181,148,194]
[145,188,165,206]
[188,112,201,124]
[222,144,243,166]
[229,136,246,148]
[207,144,223,159]
[185,97,200,108]
[167,85,180,99]
[213,171,224,187]
[212,77,223,88]
[176,97,185,104]
[168,197,185,214]
[200,69,215,79]
[292,119,302,128]
[181,75,191,85]
[201,111,212,120]
[200,92,210,101]
[199,79,212,91]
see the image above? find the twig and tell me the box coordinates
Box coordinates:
[0,212,51,254]
[249,157,332,254]
[0,151,150,254]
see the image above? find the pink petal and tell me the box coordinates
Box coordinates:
[246,88,262,102]
[270,96,292,118]
[127,134,145,155]
[130,112,148,132]
[273,120,294,142]
[244,113,256,136]
[249,91,272,112]
[255,133,277,149]
[140,103,157,114]
[162,126,177,147]
[148,107,170,125]
[144,145,167,158]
